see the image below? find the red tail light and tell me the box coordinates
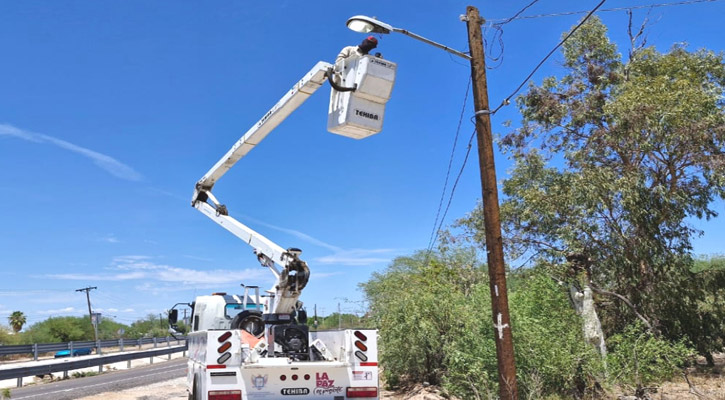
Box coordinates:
[218,331,232,342]
[218,342,232,353]
[354,340,368,352]
[208,390,241,400]
[347,386,378,398]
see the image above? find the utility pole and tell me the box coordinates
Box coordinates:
[465,6,519,399]
[76,286,99,344]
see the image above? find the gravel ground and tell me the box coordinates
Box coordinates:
[74,354,725,400]
[76,377,188,400]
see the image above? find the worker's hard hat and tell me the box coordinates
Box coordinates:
[359,36,378,54]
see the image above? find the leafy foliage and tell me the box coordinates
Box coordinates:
[607,323,693,387]
[24,316,93,343]
[8,311,26,333]
[457,16,725,356]
[8,314,176,345]
[362,249,601,398]
[307,312,370,331]
[126,314,171,339]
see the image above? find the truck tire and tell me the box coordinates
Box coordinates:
[190,374,200,400]
[231,310,264,337]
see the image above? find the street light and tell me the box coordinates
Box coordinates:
[346,15,471,60]
[347,9,519,399]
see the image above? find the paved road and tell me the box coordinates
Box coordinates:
[10,358,186,400]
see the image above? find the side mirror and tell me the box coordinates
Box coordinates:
[168,309,178,325]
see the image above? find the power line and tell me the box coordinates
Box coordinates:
[434,129,478,241]
[489,0,608,116]
[497,0,542,25]
[488,0,720,23]
[426,77,471,253]
[425,128,478,260]
[424,1,607,254]
[483,0,541,68]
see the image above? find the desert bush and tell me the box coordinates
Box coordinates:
[607,322,693,387]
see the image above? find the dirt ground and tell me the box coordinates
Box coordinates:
[77,377,188,400]
[77,353,724,400]
[636,353,725,400]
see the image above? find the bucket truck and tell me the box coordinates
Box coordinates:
[168,53,396,400]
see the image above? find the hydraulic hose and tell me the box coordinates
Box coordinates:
[326,68,357,92]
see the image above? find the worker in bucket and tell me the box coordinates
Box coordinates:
[335,35,378,64]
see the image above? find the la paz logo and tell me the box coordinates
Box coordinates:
[251,374,267,390]
[316,372,334,388]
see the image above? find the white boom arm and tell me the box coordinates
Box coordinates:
[192,55,396,317]
[191,61,335,316]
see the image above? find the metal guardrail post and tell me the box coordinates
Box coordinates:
[150,338,156,364]
[33,343,38,361]
[97,340,102,356]
[167,337,171,360]
[70,341,74,358]
[120,338,124,352]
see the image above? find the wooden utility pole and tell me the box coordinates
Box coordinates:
[465,6,519,399]
[76,286,99,343]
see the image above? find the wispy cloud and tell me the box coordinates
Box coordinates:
[46,271,147,281]
[0,123,143,181]
[183,254,214,262]
[98,235,120,244]
[37,306,80,315]
[45,255,269,287]
[240,215,399,266]
[241,215,342,252]
[96,307,134,313]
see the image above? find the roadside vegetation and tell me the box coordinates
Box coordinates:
[363,16,725,399]
[0,313,188,348]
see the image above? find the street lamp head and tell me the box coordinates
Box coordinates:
[346,15,393,34]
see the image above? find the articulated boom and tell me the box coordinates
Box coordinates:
[191,62,334,315]
[191,55,396,317]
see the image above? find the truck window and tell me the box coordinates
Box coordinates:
[225,303,261,320]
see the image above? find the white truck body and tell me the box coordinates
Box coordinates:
[176,52,396,400]
[186,299,379,399]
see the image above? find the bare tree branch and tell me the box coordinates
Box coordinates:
[588,283,654,332]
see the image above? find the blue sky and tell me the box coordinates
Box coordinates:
[1,0,723,329]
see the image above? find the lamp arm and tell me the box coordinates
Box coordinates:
[392,27,471,60]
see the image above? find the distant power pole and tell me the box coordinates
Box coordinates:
[76,286,99,343]
[465,6,519,399]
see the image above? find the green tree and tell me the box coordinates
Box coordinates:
[97,318,129,340]
[460,16,725,357]
[8,311,26,333]
[24,316,93,343]
[126,314,169,339]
